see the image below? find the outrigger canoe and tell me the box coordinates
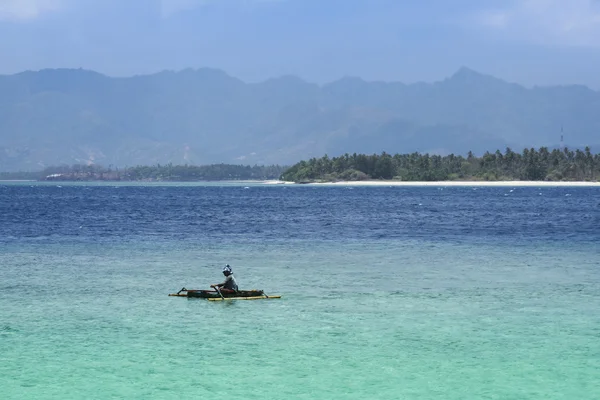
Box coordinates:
[169,287,281,301]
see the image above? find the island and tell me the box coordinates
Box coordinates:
[2,147,598,184]
[281,148,599,183]
[1,163,287,182]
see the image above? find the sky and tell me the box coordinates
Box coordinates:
[1,0,600,87]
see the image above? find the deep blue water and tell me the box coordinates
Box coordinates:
[2,183,600,399]
[1,184,599,245]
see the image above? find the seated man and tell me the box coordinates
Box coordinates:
[210,264,239,294]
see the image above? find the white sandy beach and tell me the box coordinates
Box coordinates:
[262,180,600,187]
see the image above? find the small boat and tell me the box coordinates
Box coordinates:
[169,287,281,301]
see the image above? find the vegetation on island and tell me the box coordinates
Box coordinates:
[0,171,41,181]
[1,163,287,182]
[280,147,600,182]
[3,147,598,183]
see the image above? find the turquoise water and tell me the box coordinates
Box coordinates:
[1,184,599,399]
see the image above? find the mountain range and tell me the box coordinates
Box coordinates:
[1,67,599,171]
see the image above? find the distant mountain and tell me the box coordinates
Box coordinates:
[1,66,599,171]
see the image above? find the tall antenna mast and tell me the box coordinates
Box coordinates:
[560,126,564,150]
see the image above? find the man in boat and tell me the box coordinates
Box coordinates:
[210,264,239,294]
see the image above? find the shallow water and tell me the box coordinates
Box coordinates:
[1,183,599,399]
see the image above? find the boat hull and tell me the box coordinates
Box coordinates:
[169,288,279,300]
[187,289,266,298]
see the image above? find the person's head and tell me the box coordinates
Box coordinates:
[222,264,232,276]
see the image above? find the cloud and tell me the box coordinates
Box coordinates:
[471,0,600,47]
[0,0,62,21]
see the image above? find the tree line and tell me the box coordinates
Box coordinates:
[3,147,598,182]
[1,163,287,181]
[280,147,599,182]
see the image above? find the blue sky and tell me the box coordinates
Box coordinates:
[1,0,600,87]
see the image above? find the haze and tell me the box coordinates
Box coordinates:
[2,0,600,88]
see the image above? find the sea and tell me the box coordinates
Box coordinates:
[1,181,599,399]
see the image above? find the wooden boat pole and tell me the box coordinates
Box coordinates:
[207,295,281,301]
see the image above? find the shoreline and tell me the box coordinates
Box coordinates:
[2,179,599,187]
[289,180,600,187]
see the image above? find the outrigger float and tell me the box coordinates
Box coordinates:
[169,287,281,301]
